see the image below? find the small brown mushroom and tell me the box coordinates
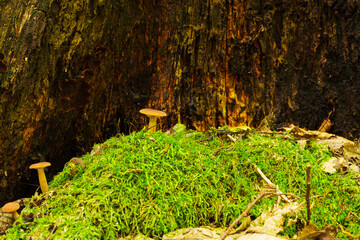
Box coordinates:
[29,162,51,193]
[2,202,20,220]
[139,108,167,133]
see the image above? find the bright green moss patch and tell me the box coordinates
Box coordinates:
[2,130,359,239]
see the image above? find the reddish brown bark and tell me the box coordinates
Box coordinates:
[0,0,360,204]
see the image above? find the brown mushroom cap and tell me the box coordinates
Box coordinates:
[2,202,20,213]
[139,108,167,117]
[29,162,51,169]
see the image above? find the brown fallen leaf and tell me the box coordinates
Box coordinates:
[298,223,337,240]
[318,119,332,132]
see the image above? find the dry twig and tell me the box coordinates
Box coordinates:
[338,223,360,239]
[159,144,170,157]
[219,191,299,240]
[252,163,291,203]
[213,147,223,156]
[227,134,237,142]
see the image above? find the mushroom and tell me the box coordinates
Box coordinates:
[2,202,20,220]
[29,162,51,193]
[139,108,167,133]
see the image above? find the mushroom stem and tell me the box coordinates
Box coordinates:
[37,168,49,193]
[12,211,20,220]
[140,109,167,133]
[148,116,158,133]
[30,162,51,194]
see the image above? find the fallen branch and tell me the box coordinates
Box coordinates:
[227,134,237,142]
[213,147,223,156]
[159,144,170,157]
[338,223,360,239]
[219,191,299,240]
[252,163,291,203]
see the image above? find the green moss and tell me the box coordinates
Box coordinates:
[1,130,359,239]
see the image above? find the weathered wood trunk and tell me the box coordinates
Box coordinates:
[1,0,359,204]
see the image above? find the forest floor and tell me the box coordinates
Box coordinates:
[0,126,359,239]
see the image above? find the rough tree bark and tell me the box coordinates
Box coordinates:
[0,0,359,204]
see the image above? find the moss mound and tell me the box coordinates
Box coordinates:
[2,130,359,239]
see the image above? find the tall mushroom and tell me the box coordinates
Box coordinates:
[29,162,51,193]
[2,202,20,220]
[140,108,167,133]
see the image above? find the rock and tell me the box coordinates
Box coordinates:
[296,140,307,150]
[162,227,288,240]
[162,227,224,240]
[163,203,301,240]
[90,145,103,156]
[0,213,13,234]
[245,203,301,236]
[118,233,155,240]
[322,157,346,174]
[343,150,360,163]
[236,233,287,240]
[349,164,360,175]
[316,138,350,155]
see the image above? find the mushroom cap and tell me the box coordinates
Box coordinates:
[140,108,167,117]
[29,162,51,169]
[2,202,20,213]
